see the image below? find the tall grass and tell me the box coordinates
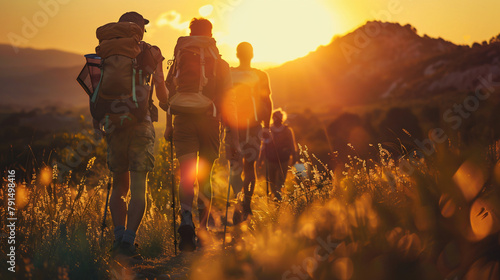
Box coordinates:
[0,131,176,279]
[1,127,500,279]
[192,143,500,280]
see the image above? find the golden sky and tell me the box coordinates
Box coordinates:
[2,0,500,68]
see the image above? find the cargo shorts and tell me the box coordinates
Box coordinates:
[106,121,155,173]
[173,114,221,162]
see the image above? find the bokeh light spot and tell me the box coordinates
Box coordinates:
[452,161,485,201]
[332,257,354,280]
[470,199,496,240]
[39,166,53,186]
[439,194,456,218]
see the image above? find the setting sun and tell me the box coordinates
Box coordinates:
[4,0,500,278]
[215,0,339,65]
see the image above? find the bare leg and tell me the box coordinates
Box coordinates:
[229,158,244,196]
[268,162,280,200]
[242,159,256,212]
[110,171,130,229]
[126,171,148,233]
[197,156,216,230]
[177,153,198,252]
[275,161,287,201]
[178,153,197,213]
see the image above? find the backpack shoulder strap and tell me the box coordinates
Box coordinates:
[199,47,207,94]
[90,68,104,103]
[165,56,176,91]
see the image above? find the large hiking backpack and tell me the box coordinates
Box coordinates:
[231,68,263,127]
[165,36,220,116]
[88,22,158,132]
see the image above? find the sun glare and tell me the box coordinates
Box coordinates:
[217,0,338,65]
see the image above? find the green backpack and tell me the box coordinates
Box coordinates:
[89,22,158,132]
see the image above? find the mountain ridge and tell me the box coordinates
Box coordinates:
[1,21,499,110]
[267,21,500,111]
[0,44,84,69]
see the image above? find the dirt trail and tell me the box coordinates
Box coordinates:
[110,230,230,280]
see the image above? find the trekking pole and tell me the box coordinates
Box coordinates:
[262,136,270,202]
[270,135,287,202]
[265,158,270,202]
[100,171,112,246]
[169,136,178,255]
[223,164,232,249]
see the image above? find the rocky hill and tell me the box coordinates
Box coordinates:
[267,21,500,111]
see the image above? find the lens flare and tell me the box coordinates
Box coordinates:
[469,198,497,241]
[332,257,354,280]
[452,161,485,201]
[39,166,53,186]
[16,184,29,210]
[439,194,456,218]
[197,158,211,180]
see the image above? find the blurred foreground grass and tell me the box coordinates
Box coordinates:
[1,128,500,280]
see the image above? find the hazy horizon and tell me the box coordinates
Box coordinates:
[2,0,500,68]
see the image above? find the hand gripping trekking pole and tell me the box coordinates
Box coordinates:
[223,163,232,248]
[100,171,112,246]
[169,136,178,255]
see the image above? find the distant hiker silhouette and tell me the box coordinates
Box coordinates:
[162,18,240,252]
[226,42,273,224]
[89,11,169,262]
[260,109,298,201]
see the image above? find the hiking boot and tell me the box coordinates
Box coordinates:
[178,210,196,252]
[115,242,143,264]
[109,239,121,258]
[233,200,252,225]
[243,198,253,216]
